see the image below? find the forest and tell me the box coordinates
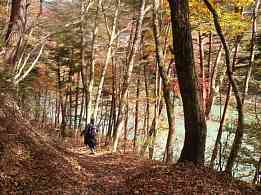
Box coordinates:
[0,0,261,194]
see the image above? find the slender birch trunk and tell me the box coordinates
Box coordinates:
[74,72,80,129]
[93,0,120,120]
[253,155,261,184]
[242,0,260,104]
[86,1,100,124]
[106,62,116,145]
[153,0,175,163]
[112,0,147,152]
[205,44,222,118]
[203,0,244,173]
[226,0,260,173]
[123,92,129,153]
[133,75,140,151]
[79,0,94,128]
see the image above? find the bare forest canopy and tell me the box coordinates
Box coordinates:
[0,0,261,193]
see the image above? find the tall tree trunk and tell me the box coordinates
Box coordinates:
[59,69,67,137]
[210,37,240,168]
[5,0,27,67]
[106,62,117,145]
[79,0,94,128]
[153,0,176,163]
[168,0,207,164]
[41,88,48,128]
[205,45,223,118]
[253,155,261,184]
[112,0,147,152]
[207,31,212,82]
[149,60,160,160]
[143,62,150,137]
[205,32,212,118]
[86,1,100,124]
[133,75,140,151]
[123,92,129,153]
[242,0,260,104]
[140,101,163,158]
[93,0,120,120]
[74,72,80,129]
[198,31,206,113]
[227,0,260,173]
[78,91,85,129]
[55,88,60,128]
[203,0,244,174]
[69,61,73,129]
[210,83,231,168]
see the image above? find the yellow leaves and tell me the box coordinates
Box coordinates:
[221,11,251,36]
[0,5,7,21]
[223,0,254,7]
[190,0,252,35]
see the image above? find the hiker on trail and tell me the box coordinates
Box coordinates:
[81,118,97,154]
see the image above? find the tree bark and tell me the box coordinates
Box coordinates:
[203,0,244,174]
[153,0,176,163]
[133,75,140,151]
[93,0,120,120]
[198,31,206,113]
[112,0,147,152]
[242,0,260,104]
[168,0,207,164]
[205,45,223,118]
[106,62,117,145]
[253,155,261,184]
[123,92,129,153]
[79,0,94,128]
[74,72,80,129]
[86,1,100,124]
[210,83,231,168]
[5,0,27,66]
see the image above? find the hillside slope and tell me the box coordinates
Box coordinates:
[0,95,260,194]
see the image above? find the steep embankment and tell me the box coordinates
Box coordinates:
[0,95,260,194]
[0,94,89,194]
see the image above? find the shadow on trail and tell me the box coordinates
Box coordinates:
[62,146,155,194]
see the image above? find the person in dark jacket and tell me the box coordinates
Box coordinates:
[81,118,97,154]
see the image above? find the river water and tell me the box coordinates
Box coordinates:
[128,103,259,181]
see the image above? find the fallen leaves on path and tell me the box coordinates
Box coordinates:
[0,100,260,194]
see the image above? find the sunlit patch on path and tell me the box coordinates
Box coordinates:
[66,146,112,156]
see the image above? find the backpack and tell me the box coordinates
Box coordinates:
[85,124,96,138]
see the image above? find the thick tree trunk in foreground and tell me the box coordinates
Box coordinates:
[5,0,27,66]
[168,0,207,164]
